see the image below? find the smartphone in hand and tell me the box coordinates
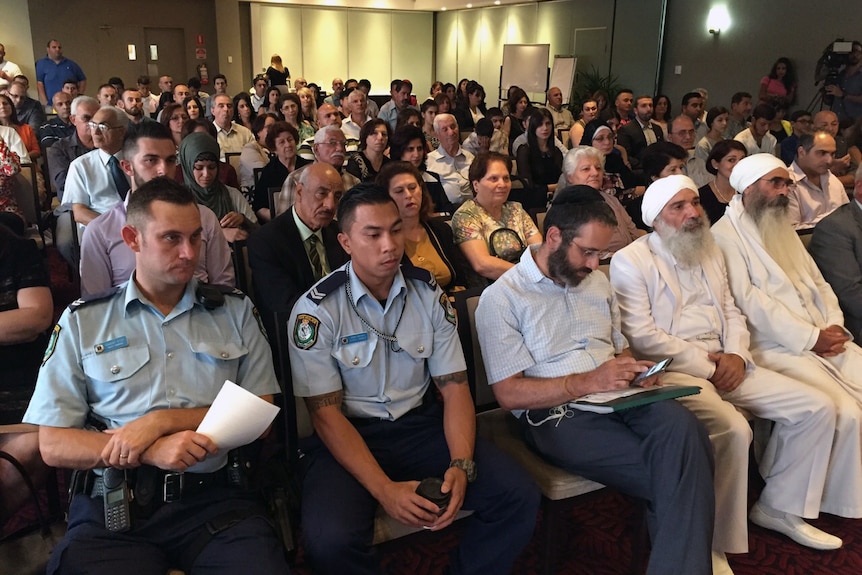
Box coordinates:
[631,358,673,387]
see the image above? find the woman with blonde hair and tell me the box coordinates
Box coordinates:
[297,86,318,130]
[266,54,289,86]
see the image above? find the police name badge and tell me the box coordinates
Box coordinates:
[294,313,320,349]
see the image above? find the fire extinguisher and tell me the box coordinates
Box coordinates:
[197,62,209,85]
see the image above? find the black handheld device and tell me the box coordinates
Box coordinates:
[102,467,132,532]
[415,477,451,516]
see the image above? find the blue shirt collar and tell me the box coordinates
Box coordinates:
[347,261,406,313]
[123,275,199,319]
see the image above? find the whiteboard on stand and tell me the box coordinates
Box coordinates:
[500,44,550,98]
[549,56,577,104]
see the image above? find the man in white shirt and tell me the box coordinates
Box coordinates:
[425,114,474,206]
[543,86,574,130]
[64,106,128,226]
[339,88,372,143]
[787,131,850,229]
[734,104,777,157]
[250,74,268,113]
[668,115,711,187]
[0,43,22,91]
[211,93,253,160]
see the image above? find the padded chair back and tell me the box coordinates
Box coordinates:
[797,227,813,251]
[224,152,242,177]
[557,128,570,148]
[268,187,285,218]
[13,163,47,247]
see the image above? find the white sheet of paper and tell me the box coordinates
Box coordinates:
[196,380,280,451]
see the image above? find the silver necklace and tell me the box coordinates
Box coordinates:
[345,263,406,352]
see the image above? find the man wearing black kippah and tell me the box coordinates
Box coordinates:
[476,185,715,575]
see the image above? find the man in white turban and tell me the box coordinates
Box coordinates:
[611,174,858,573]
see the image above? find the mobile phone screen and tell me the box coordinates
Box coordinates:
[631,357,673,386]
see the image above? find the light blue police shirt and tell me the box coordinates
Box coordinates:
[288,261,466,421]
[24,276,279,472]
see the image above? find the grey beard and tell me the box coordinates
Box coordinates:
[754,201,807,281]
[654,215,714,268]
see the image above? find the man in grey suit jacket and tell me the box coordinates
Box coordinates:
[810,165,862,340]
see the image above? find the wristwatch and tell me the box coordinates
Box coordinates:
[449,459,477,483]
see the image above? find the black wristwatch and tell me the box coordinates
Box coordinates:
[449,459,477,483]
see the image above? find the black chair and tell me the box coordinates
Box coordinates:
[230,239,253,298]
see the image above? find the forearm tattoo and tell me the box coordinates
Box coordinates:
[304,390,343,413]
[433,371,468,389]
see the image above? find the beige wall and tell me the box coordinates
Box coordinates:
[249,3,434,97]
[25,0,220,96]
[0,1,37,98]
[435,0,664,106]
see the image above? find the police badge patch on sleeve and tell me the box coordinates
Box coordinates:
[42,324,61,365]
[440,293,457,326]
[252,306,269,342]
[294,313,320,349]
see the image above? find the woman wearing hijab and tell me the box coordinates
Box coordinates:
[179,132,258,242]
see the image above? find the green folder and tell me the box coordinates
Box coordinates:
[568,385,701,414]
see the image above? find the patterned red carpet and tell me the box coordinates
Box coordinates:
[294,489,862,575]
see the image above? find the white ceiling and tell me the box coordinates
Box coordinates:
[250,0,538,13]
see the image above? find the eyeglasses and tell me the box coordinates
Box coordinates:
[572,240,612,261]
[87,121,124,134]
[759,176,797,191]
[319,140,346,149]
[170,114,189,122]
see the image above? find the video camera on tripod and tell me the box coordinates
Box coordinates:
[816,38,855,106]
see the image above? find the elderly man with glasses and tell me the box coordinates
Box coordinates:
[712,153,862,546]
[275,126,359,216]
[63,106,130,228]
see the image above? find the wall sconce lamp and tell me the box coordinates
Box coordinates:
[707,6,731,36]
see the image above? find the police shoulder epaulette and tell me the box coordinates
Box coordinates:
[217,285,247,299]
[401,261,437,290]
[67,286,121,312]
[306,270,347,305]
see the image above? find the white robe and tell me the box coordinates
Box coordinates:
[712,196,862,517]
[611,233,861,553]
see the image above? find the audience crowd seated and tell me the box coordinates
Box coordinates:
[9,40,862,575]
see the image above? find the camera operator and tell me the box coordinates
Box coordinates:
[827,41,862,123]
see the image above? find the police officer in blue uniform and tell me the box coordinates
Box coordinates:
[24,177,289,575]
[288,183,540,575]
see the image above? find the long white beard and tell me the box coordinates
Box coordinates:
[654,215,715,268]
[755,204,808,282]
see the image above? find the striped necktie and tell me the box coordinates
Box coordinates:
[306,234,324,280]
